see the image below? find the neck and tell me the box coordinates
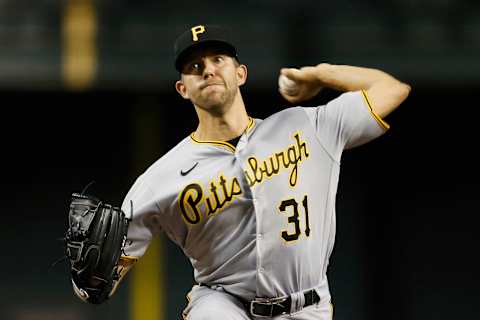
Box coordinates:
[193,91,249,141]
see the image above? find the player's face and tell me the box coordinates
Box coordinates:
[175,48,247,112]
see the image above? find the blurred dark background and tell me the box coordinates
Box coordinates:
[0,1,478,319]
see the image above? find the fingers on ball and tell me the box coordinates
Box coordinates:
[278,74,299,95]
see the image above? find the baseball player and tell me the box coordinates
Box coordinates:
[76,24,410,319]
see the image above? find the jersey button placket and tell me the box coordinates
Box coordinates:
[236,145,266,284]
[252,196,265,277]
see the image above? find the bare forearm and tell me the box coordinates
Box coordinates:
[280,63,410,117]
[316,63,411,118]
[314,63,397,91]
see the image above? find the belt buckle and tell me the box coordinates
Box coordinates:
[250,297,288,318]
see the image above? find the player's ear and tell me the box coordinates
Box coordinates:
[236,64,247,87]
[175,79,189,99]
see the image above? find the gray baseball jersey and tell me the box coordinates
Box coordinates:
[121,90,388,302]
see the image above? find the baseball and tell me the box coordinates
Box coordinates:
[278,74,299,95]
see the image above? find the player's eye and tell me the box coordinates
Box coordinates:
[214,56,224,63]
[186,62,202,73]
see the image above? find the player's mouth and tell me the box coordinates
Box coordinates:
[200,81,224,90]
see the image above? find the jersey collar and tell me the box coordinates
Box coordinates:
[189,117,256,152]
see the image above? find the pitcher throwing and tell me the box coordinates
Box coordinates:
[67,24,410,319]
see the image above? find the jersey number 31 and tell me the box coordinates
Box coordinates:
[278,195,311,242]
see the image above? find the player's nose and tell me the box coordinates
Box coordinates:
[202,59,216,79]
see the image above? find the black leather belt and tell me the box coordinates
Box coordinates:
[245,289,320,317]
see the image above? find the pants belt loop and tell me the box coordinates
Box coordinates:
[290,291,305,314]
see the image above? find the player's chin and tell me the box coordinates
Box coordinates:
[202,88,227,101]
[197,95,227,110]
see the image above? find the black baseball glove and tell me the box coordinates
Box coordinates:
[65,192,130,304]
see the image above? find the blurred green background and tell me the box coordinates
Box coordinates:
[0,1,478,319]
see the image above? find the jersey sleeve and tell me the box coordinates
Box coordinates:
[121,175,162,258]
[303,90,389,161]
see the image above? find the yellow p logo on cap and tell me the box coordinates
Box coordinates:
[191,25,206,41]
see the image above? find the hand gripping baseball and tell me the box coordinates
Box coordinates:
[65,192,130,304]
[278,67,323,104]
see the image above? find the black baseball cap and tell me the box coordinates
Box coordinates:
[174,24,238,72]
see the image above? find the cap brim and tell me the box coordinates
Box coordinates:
[175,40,237,72]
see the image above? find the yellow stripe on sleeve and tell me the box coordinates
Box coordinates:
[361,90,390,130]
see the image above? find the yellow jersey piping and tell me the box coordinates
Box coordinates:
[361,90,390,130]
[190,133,236,152]
[189,117,255,152]
[245,116,255,133]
